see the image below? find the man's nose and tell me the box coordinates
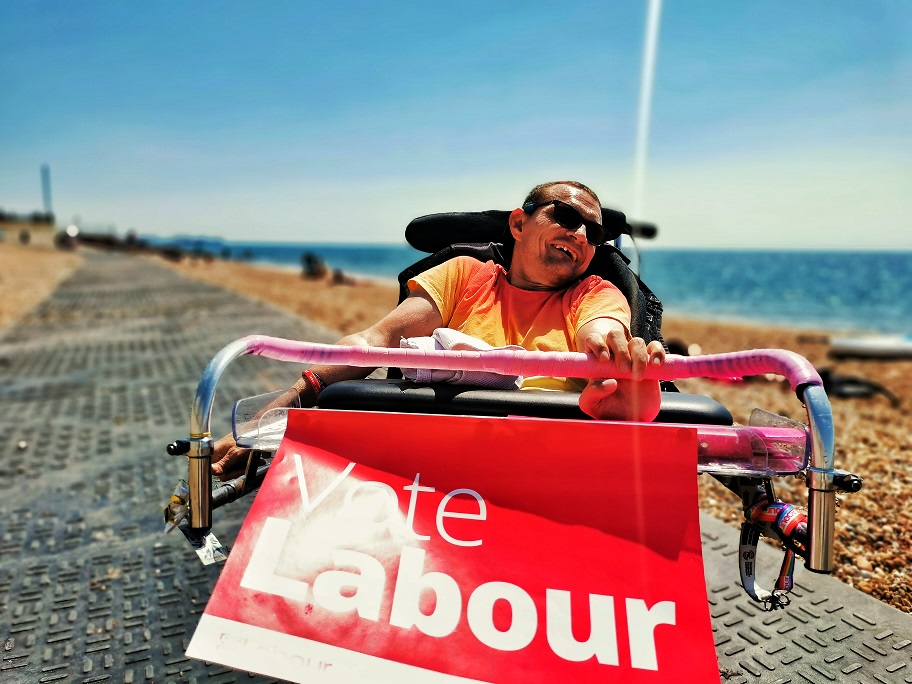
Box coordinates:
[563,223,588,242]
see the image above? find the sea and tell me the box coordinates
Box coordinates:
[147,237,911,334]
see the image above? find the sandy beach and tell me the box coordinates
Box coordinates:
[0,243,82,330]
[4,244,909,613]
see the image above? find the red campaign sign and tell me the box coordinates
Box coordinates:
[187,409,718,683]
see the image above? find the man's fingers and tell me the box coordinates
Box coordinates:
[211,452,230,475]
[583,330,663,377]
[212,445,249,476]
[592,377,619,395]
[647,340,666,365]
[211,433,242,476]
[583,332,612,362]
[628,337,649,380]
[604,328,631,371]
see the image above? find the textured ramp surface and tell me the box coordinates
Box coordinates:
[1,251,910,683]
[703,513,912,683]
[0,253,336,684]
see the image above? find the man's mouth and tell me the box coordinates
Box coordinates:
[551,243,577,262]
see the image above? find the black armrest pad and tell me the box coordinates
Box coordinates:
[318,379,732,425]
[655,391,733,425]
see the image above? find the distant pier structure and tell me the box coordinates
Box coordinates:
[0,164,57,246]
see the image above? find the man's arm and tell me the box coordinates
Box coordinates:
[293,285,444,393]
[576,317,665,422]
[211,286,444,475]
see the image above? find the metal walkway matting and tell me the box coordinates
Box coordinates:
[703,514,912,683]
[0,251,909,683]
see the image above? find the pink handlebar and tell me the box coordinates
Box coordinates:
[243,336,822,395]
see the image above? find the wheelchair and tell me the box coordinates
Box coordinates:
[166,205,862,611]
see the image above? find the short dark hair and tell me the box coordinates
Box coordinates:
[523,180,601,208]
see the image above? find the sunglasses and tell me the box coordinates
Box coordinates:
[521,200,608,246]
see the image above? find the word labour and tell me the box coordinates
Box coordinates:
[238,457,677,670]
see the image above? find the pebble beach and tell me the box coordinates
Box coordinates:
[3,244,909,614]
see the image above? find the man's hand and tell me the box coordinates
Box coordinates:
[579,328,665,381]
[211,433,250,479]
[577,318,666,421]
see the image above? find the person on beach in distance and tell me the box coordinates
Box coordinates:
[212,180,666,475]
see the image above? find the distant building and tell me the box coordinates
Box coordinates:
[0,209,56,247]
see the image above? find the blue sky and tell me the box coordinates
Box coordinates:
[1,1,909,249]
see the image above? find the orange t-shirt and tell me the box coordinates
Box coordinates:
[409,257,631,391]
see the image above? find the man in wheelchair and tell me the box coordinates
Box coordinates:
[212,180,665,477]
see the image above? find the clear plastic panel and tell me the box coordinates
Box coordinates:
[232,390,299,450]
[748,408,810,473]
[696,425,769,475]
[695,411,808,476]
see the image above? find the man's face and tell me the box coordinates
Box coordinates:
[508,184,601,290]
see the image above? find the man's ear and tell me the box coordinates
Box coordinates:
[508,207,525,241]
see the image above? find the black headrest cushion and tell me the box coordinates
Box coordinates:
[406,208,629,254]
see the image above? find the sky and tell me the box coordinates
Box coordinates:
[1,1,910,249]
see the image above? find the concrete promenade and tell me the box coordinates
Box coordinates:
[1,251,910,683]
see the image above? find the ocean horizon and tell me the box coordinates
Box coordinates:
[143,235,911,335]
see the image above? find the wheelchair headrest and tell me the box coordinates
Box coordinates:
[406,207,629,254]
